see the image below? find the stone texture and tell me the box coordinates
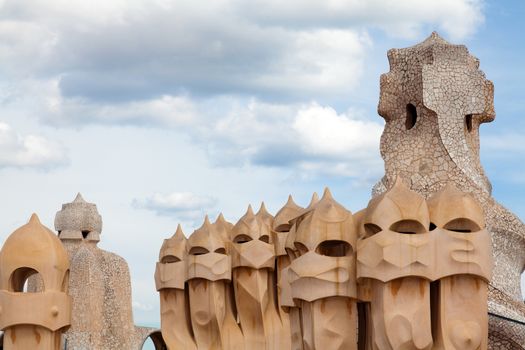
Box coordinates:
[0,31,521,350]
[373,32,525,347]
[357,180,492,350]
[156,32,519,350]
[157,182,494,349]
[55,194,158,350]
[55,193,102,242]
[0,214,71,350]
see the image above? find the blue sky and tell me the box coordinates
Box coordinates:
[0,0,523,329]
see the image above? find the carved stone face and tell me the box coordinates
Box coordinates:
[155,225,187,290]
[358,178,433,282]
[377,32,494,195]
[272,196,303,257]
[159,225,187,263]
[358,179,493,282]
[186,218,231,282]
[427,183,493,350]
[230,206,275,270]
[288,190,357,301]
[363,178,430,239]
[427,183,493,281]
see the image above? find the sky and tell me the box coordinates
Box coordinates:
[0,0,524,332]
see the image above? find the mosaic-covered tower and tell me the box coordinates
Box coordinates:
[374,32,525,347]
[54,194,157,349]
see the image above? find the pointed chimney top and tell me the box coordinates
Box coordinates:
[29,213,41,225]
[258,201,268,213]
[273,194,303,232]
[215,212,226,223]
[173,223,185,239]
[73,192,86,203]
[307,192,319,208]
[322,187,333,200]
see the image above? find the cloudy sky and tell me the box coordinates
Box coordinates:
[0,0,524,328]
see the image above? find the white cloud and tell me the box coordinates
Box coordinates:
[46,87,197,127]
[205,100,384,178]
[0,122,68,168]
[133,192,217,221]
[0,0,491,330]
[239,0,484,41]
[293,103,382,158]
[0,0,485,182]
[0,0,484,104]
[254,29,370,95]
[29,83,383,178]
[0,65,381,181]
[0,20,58,76]
[0,0,371,101]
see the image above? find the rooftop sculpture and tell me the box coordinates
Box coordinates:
[154,32,522,350]
[156,181,494,350]
[0,214,71,350]
[54,194,158,349]
[374,32,525,348]
[0,32,523,350]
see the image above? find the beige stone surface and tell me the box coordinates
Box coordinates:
[187,216,243,350]
[54,194,158,350]
[230,206,289,350]
[157,186,496,349]
[373,32,524,347]
[428,184,490,350]
[1,28,521,350]
[359,180,433,350]
[0,214,71,350]
[290,189,358,350]
[3,31,515,350]
[55,193,102,242]
[155,225,195,350]
[273,195,303,350]
[357,180,493,350]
